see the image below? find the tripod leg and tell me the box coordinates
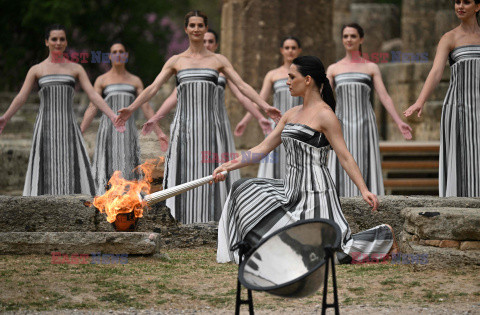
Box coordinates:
[247,289,254,314]
[330,255,340,315]
[321,256,330,315]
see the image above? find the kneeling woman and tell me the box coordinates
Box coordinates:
[212,56,396,264]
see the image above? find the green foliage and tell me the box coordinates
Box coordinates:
[0,0,182,90]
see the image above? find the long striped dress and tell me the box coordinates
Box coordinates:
[217,123,393,263]
[216,76,241,207]
[327,72,384,197]
[91,84,141,195]
[441,45,480,197]
[23,74,95,196]
[257,78,303,179]
[163,68,229,223]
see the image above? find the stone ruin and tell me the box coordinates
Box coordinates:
[0,0,479,266]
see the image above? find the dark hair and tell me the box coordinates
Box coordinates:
[110,42,127,51]
[184,10,208,27]
[476,0,480,18]
[280,36,302,48]
[292,56,335,112]
[206,29,219,43]
[341,23,364,54]
[45,24,67,40]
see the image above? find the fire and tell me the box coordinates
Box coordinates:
[93,157,164,223]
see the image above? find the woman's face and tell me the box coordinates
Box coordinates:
[203,32,218,52]
[280,39,301,62]
[110,43,128,66]
[342,27,363,53]
[287,64,307,97]
[185,16,207,42]
[45,30,67,54]
[455,0,480,20]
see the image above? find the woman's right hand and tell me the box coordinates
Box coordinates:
[211,166,228,184]
[234,121,247,137]
[142,118,157,135]
[403,102,424,118]
[0,116,7,134]
[258,117,273,135]
[361,190,378,212]
[111,115,126,133]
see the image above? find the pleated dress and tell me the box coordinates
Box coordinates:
[216,76,241,199]
[163,68,229,223]
[257,78,303,179]
[217,123,393,263]
[327,72,384,197]
[23,74,95,196]
[91,84,141,194]
[440,45,480,197]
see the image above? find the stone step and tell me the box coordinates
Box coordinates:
[0,195,177,233]
[401,207,480,241]
[0,232,161,255]
[407,243,480,267]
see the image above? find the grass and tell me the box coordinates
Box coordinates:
[0,247,478,312]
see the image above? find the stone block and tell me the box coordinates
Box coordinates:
[439,240,460,248]
[424,240,441,247]
[401,207,480,241]
[408,243,480,267]
[0,232,161,255]
[460,241,480,251]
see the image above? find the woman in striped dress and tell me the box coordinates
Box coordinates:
[404,0,480,197]
[0,25,124,196]
[142,30,272,220]
[327,23,412,197]
[235,37,303,179]
[213,56,396,264]
[116,11,281,224]
[80,43,167,194]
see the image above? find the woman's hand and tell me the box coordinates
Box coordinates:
[234,121,247,137]
[0,116,7,134]
[155,129,169,152]
[111,115,126,133]
[264,106,282,123]
[142,118,157,135]
[210,166,229,184]
[258,117,273,135]
[361,190,379,212]
[397,121,413,140]
[116,107,133,125]
[403,102,424,118]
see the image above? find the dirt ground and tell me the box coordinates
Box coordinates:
[1,247,479,314]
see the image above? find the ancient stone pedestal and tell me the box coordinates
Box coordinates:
[400,207,480,267]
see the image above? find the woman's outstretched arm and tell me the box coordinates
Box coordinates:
[321,108,378,210]
[0,66,38,134]
[403,33,453,117]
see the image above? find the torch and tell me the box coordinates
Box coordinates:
[141,171,228,206]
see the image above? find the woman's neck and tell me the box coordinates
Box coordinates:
[344,49,361,61]
[302,86,323,108]
[186,40,206,55]
[460,17,480,33]
[110,64,127,75]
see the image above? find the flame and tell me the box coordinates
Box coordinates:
[93,157,164,223]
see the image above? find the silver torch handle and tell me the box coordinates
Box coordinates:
[143,171,228,206]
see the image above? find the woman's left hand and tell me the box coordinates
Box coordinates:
[264,106,282,123]
[116,107,133,125]
[397,121,413,140]
[361,190,378,212]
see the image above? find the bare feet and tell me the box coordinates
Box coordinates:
[385,224,399,255]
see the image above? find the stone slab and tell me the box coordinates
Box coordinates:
[0,195,177,233]
[409,243,480,268]
[0,232,161,255]
[401,207,480,241]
